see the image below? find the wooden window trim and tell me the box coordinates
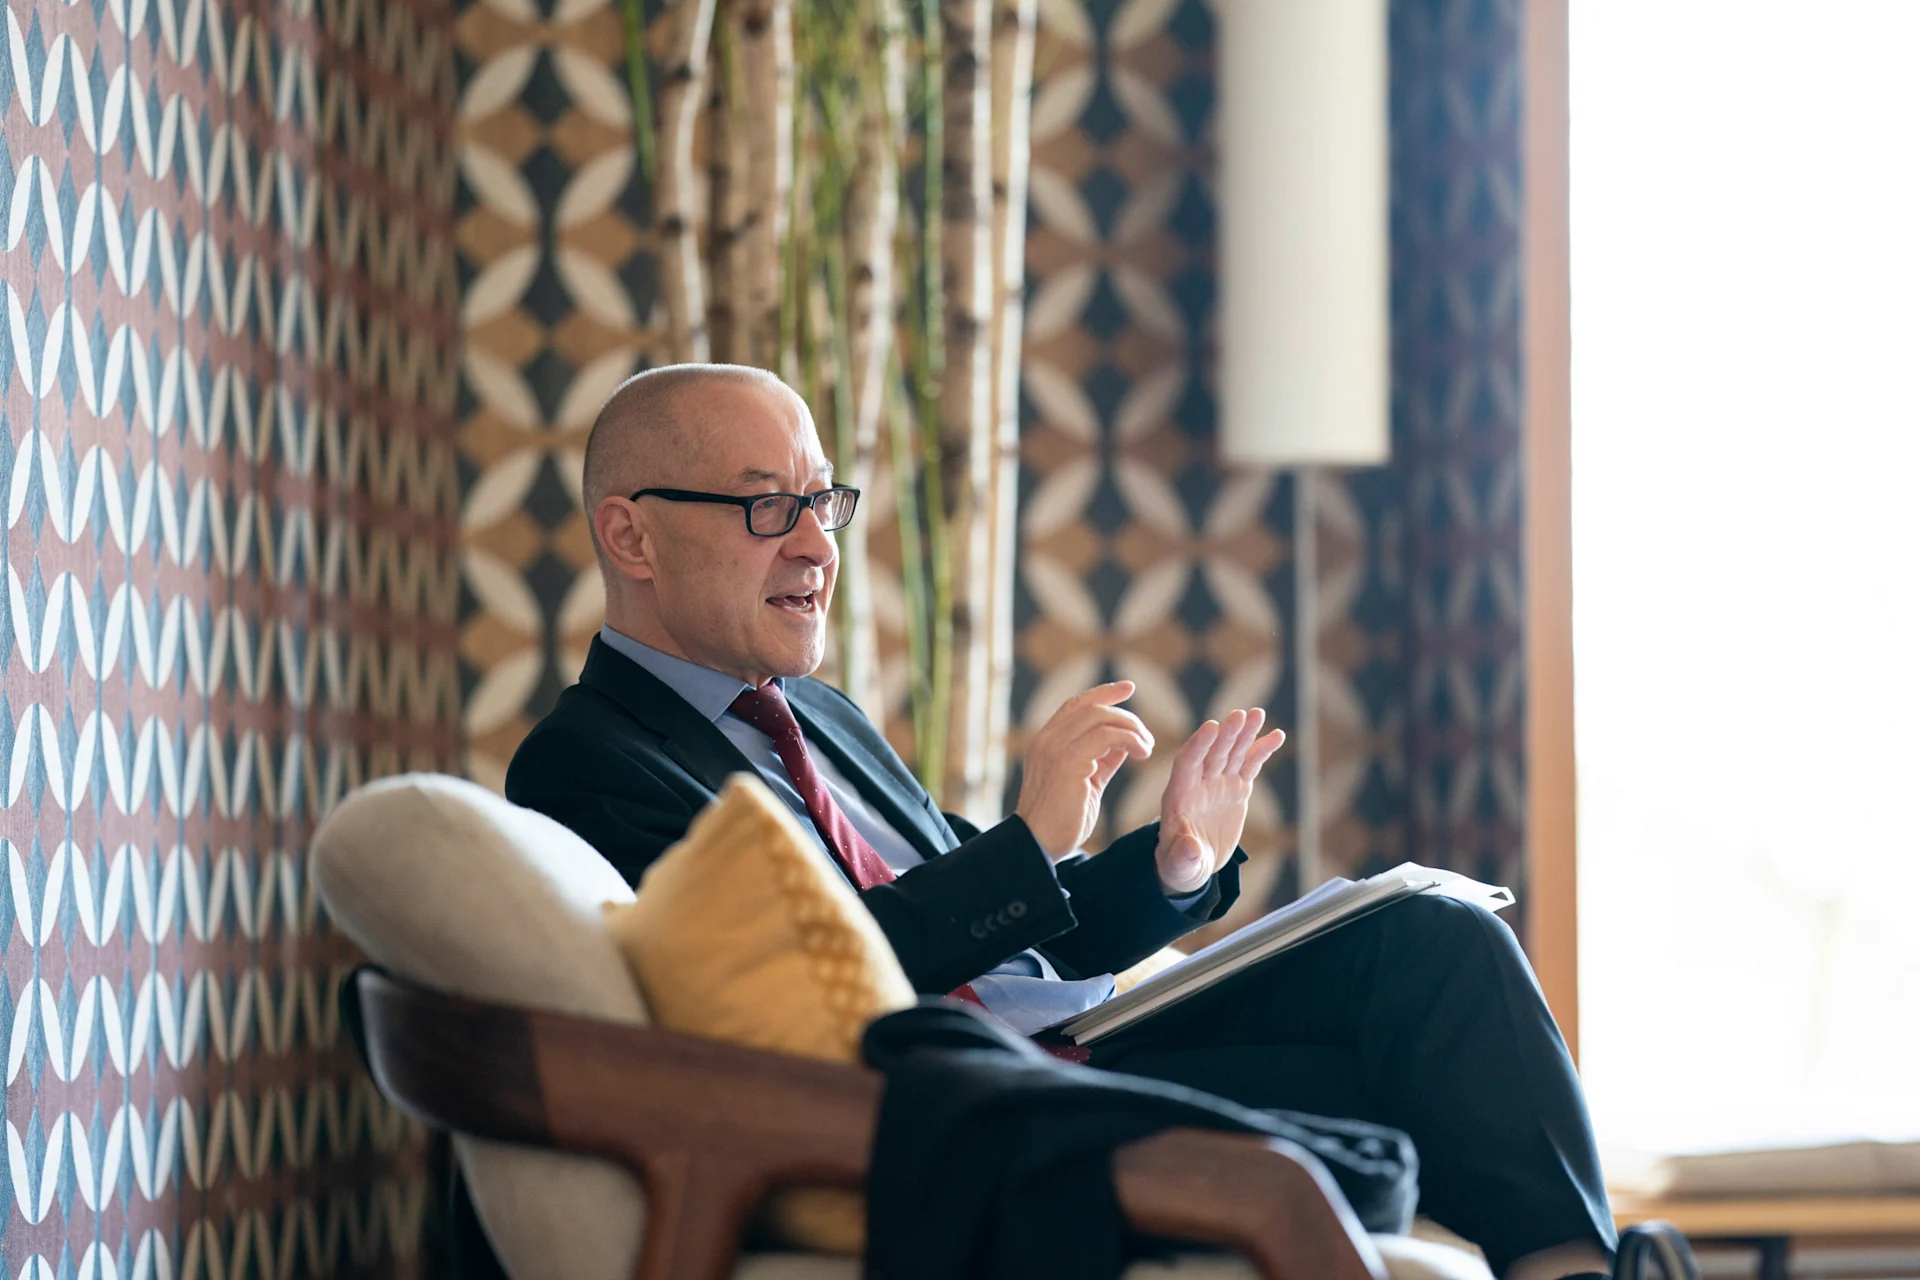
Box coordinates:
[1523,0,1579,1061]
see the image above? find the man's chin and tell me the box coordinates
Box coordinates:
[760,635,827,680]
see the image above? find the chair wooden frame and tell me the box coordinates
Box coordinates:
[353,969,1388,1280]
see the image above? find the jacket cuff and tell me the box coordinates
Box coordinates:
[864,813,1078,994]
[1055,822,1246,936]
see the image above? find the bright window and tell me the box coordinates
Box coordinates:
[1571,1,1920,1148]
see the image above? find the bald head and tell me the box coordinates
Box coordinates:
[582,363,795,541]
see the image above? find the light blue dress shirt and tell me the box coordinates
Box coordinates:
[598,625,1119,1033]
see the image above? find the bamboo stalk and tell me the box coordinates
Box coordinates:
[937,0,995,819]
[887,348,933,773]
[838,0,907,725]
[781,75,812,384]
[657,0,719,362]
[735,0,795,369]
[619,0,658,181]
[914,0,953,797]
[820,248,860,693]
[706,15,747,361]
[981,0,1036,815]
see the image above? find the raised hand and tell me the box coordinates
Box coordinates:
[1014,682,1155,858]
[1155,709,1287,895]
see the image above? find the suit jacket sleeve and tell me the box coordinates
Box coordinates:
[941,812,1247,984]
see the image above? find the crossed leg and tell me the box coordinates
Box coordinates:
[1092,894,1616,1278]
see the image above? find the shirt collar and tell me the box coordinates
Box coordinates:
[597,624,780,724]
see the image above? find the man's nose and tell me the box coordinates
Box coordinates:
[783,506,836,562]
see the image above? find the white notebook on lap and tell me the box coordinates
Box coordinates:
[1052,862,1515,1046]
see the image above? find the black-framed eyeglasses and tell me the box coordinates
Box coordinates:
[629,485,862,537]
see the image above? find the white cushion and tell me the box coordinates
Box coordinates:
[310,773,646,1280]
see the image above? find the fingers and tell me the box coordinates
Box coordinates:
[1171,719,1221,787]
[1044,695,1153,759]
[1072,680,1136,708]
[1241,728,1287,779]
[1225,708,1265,772]
[1044,683,1148,740]
[1083,704,1153,759]
[1017,685,1149,857]
[1181,708,1286,780]
[1204,709,1246,772]
[1079,730,1152,779]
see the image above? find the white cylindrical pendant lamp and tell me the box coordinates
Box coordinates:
[1218,0,1391,467]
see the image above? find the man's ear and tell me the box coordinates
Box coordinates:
[594,496,656,583]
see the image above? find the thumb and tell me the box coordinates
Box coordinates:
[1158,829,1210,893]
[1168,830,1206,872]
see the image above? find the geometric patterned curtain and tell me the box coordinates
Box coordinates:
[0,0,460,1274]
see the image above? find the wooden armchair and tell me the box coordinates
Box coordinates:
[353,967,1389,1280]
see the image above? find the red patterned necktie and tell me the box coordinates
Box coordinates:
[729,682,899,890]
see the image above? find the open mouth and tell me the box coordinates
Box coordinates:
[767,591,819,613]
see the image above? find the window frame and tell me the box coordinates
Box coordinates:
[1523,0,1580,1061]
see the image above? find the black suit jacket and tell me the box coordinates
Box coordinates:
[504,637,1245,993]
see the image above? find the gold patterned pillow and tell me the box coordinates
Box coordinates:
[602,772,913,1251]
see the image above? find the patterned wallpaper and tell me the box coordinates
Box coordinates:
[0,0,462,1275]
[447,0,1531,936]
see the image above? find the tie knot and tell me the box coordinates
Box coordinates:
[730,682,797,737]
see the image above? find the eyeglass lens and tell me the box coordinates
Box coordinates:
[748,489,857,535]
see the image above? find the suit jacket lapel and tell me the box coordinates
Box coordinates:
[581,637,957,859]
[577,637,753,793]
[787,681,958,859]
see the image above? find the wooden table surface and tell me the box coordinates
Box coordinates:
[1612,1193,1920,1237]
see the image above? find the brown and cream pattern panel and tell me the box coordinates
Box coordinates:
[1016,0,1298,928]
[454,0,657,790]
[1012,0,1530,916]
[0,0,461,1275]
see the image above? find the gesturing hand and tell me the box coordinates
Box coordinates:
[1155,709,1287,895]
[1015,682,1154,858]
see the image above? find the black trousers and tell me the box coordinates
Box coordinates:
[1089,894,1616,1276]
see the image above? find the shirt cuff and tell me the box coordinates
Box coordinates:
[1164,884,1211,911]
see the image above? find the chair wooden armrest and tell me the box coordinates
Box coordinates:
[353,968,1385,1280]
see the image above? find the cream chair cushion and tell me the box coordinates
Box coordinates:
[311,773,647,1280]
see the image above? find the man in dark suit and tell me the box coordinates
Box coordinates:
[507,364,1619,1280]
